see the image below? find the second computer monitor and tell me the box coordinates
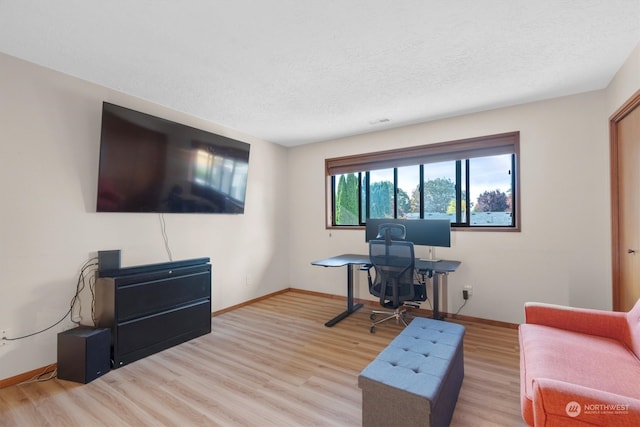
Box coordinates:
[365,218,451,247]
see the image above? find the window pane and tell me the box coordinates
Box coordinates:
[469,154,513,226]
[334,173,359,225]
[397,166,420,219]
[423,161,456,221]
[368,169,394,219]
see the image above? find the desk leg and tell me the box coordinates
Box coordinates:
[325,263,363,327]
[432,273,444,320]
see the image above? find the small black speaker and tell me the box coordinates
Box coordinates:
[57,327,111,384]
[98,249,121,273]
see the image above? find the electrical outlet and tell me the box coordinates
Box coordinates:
[1,328,10,345]
[463,285,473,297]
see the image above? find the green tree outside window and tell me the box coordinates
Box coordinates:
[335,173,359,224]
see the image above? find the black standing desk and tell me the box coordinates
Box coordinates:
[311,254,370,327]
[311,254,460,326]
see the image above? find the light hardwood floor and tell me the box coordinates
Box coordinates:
[0,291,526,426]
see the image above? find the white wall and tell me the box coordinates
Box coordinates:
[0,53,290,380]
[606,42,640,115]
[289,42,639,325]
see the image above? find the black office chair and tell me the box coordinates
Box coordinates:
[366,225,425,333]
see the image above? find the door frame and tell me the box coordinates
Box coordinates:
[610,89,640,311]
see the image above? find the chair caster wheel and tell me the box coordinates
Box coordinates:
[370,326,376,334]
[370,313,376,320]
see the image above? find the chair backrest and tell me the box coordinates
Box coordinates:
[376,223,406,242]
[368,238,415,308]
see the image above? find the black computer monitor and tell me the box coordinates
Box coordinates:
[365,218,451,260]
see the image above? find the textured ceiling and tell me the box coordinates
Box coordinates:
[0,1,639,146]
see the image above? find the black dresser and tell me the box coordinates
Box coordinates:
[95,258,211,368]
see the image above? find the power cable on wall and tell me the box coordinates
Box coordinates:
[2,257,98,342]
[159,213,173,262]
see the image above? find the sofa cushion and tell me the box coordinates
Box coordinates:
[520,323,640,401]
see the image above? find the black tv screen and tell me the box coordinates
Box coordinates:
[96,102,250,214]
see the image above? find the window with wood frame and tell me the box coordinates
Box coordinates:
[326,131,520,231]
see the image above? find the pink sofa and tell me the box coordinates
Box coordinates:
[519,299,640,426]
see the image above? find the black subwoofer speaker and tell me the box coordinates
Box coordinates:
[57,327,111,383]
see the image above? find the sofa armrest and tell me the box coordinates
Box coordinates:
[533,377,640,426]
[524,302,629,342]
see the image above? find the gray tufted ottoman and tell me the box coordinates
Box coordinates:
[358,317,465,427]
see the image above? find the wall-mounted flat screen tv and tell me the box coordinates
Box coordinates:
[96,102,250,214]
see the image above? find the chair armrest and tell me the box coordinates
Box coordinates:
[532,378,640,426]
[524,302,629,342]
